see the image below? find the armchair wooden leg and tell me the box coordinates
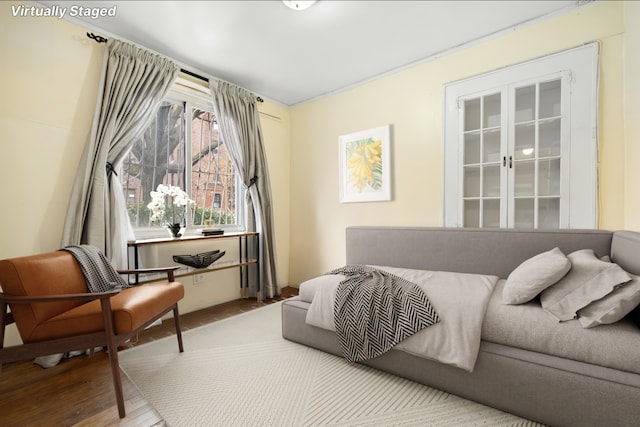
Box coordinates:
[173,305,184,353]
[100,298,126,418]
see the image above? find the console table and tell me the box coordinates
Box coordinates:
[127,232,260,300]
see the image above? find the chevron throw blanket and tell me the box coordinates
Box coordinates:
[62,245,130,293]
[328,265,440,363]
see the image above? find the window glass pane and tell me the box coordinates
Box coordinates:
[514,123,535,160]
[121,94,242,235]
[190,108,237,227]
[514,160,535,197]
[515,85,536,123]
[464,98,481,131]
[464,132,480,165]
[483,199,500,227]
[483,94,501,128]
[539,198,560,229]
[539,119,561,157]
[464,200,480,227]
[538,158,561,196]
[121,100,186,228]
[482,164,500,197]
[482,129,501,163]
[514,198,535,228]
[539,79,561,119]
[464,166,480,197]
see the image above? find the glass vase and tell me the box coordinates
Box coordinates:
[167,223,183,238]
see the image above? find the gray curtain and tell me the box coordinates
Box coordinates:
[210,81,280,299]
[61,39,179,268]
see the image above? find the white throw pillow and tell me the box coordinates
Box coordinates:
[502,247,571,305]
[540,249,631,321]
[298,274,344,302]
[578,273,640,328]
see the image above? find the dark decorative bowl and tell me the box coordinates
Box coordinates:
[173,250,225,268]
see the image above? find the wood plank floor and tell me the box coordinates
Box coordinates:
[0,287,298,427]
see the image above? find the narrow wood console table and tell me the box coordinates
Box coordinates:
[127,232,260,300]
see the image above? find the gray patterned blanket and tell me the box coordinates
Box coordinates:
[62,245,130,293]
[327,265,440,362]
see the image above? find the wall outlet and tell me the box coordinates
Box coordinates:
[193,273,206,285]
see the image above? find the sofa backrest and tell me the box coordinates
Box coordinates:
[346,227,614,279]
[611,231,640,276]
[0,251,88,342]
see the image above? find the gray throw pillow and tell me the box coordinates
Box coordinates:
[540,249,631,322]
[502,247,571,305]
[578,273,640,328]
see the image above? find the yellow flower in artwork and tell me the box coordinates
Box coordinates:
[346,139,383,191]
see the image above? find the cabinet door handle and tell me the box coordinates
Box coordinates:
[503,156,507,167]
[509,156,513,168]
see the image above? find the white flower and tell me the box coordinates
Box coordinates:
[147,184,194,223]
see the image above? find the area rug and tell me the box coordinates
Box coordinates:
[119,302,544,427]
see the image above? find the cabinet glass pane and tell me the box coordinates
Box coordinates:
[464,166,480,197]
[464,132,480,165]
[515,85,536,123]
[539,198,560,229]
[483,94,501,128]
[539,79,561,119]
[464,98,481,131]
[483,165,500,197]
[483,199,500,227]
[483,129,501,163]
[464,200,480,227]
[514,160,535,197]
[515,198,535,228]
[539,119,561,157]
[538,158,561,196]
[514,123,535,160]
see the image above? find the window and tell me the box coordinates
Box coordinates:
[120,80,242,237]
[443,43,598,229]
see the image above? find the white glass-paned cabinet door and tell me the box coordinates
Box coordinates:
[461,92,507,228]
[443,42,598,229]
[509,76,569,229]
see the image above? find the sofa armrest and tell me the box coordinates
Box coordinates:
[0,289,120,305]
[0,290,121,328]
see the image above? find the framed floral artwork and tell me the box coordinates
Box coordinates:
[339,125,392,203]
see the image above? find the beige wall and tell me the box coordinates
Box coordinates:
[0,2,291,342]
[625,1,640,230]
[288,1,636,284]
[0,3,104,258]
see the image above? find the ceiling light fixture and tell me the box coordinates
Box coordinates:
[282,1,317,11]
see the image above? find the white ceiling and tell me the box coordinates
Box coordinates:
[38,0,586,106]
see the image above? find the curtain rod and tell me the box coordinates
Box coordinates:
[86,32,264,103]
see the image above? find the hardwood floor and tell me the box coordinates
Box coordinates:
[0,287,298,427]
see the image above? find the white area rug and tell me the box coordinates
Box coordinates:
[120,302,543,427]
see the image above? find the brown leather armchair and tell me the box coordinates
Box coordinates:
[0,250,185,418]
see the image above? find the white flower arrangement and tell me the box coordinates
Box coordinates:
[147,184,195,224]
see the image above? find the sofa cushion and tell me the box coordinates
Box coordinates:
[25,282,184,342]
[502,247,571,305]
[540,249,631,321]
[578,273,640,328]
[483,280,640,375]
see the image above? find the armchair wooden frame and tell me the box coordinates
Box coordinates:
[0,266,184,419]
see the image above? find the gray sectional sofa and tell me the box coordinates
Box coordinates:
[282,227,640,427]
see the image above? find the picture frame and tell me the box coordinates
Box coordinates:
[339,125,392,203]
